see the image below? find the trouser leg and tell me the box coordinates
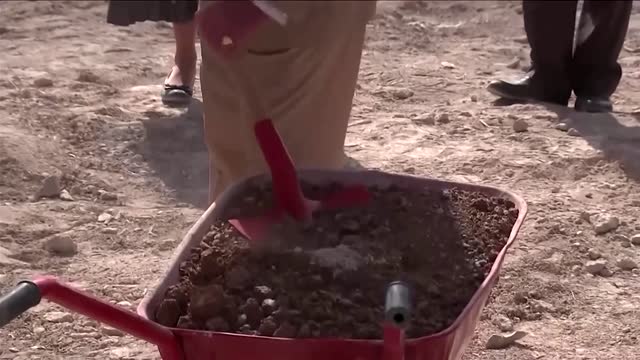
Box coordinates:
[571,0,632,98]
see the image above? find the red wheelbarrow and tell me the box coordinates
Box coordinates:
[0,170,528,360]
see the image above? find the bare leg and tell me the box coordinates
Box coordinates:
[166,20,197,88]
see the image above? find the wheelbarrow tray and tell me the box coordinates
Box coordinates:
[138,169,528,360]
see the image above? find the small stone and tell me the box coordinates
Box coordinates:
[98,190,118,201]
[254,285,273,299]
[43,235,77,256]
[470,94,478,102]
[33,77,54,88]
[101,326,124,336]
[33,326,45,334]
[614,234,631,243]
[205,317,230,332]
[116,301,132,308]
[261,298,277,315]
[436,113,450,124]
[225,266,251,289]
[587,248,601,260]
[44,312,73,323]
[102,227,118,235]
[243,298,262,325]
[589,213,620,235]
[390,88,414,100]
[600,268,614,277]
[59,189,74,201]
[273,322,297,338]
[413,113,436,125]
[493,314,514,332]
[616,258,638,271]
[555,122,570,131]
[485,331,528,350]
[512,119,529,133]
[585,260,607,275]
[35,175,61,199]
[567,128,580,136]
[97,212,113,223]
[257,317,278,336]
[630,234,640,246]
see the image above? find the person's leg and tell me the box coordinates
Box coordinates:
[487,0,577,106]
[571,0,632,112]
[165,20,198,88]
[162,0,199,106]
[199,1,375,203]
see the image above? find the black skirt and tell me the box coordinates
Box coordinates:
[107,0,199,26]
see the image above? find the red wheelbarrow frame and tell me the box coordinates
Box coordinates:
[1,170,527,360]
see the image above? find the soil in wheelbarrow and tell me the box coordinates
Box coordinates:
[155,184,519,339]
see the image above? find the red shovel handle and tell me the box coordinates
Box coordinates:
[254,119,309,220]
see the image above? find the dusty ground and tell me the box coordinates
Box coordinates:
[1,1,639,359]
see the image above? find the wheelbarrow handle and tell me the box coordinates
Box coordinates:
[0,281,41,327]
[0,277,184,360]
[383,281,412,360]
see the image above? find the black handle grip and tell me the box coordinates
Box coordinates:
[384,281,411,328]
[0,281,42,327]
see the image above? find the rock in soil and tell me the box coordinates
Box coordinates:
[512,119,529,133]
[157,185,519,339]
[43,234,77,256]
[44,311,73,323]
[630,234,640,246]
[585,260,607,275]
[35,175,61,199]
[616,258,638,271]
[588,213,620,235]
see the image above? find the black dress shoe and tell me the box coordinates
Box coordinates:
[574,96,613,113]
[487,71,570,106]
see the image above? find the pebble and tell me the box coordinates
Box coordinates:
[257,317,278,336]
[273,322,297,338]
[43,235,77,256]
[44,311,73,323]
[102,227,118,235]
[390,88,414,100]
[436,113,451,124]
[585,260,607,275]
[512,119,529,133]
[59,189,74,201]
[616,258,638,271]
[101,326,124,337]
[33,77,54,88]
[470,94,478,102]
[589,213,620,235]
[413,113,436,125]
[555,122,570,131]
[98,212,113,223]
[33,326,45,334]
[254,285,273,299]
[98,190,118,201]
[35,175,61,199]
[587,248,601,260]
[630,234,640,246]
[567,128,580,136]
[493,314,514,332]
[261,298,277,315]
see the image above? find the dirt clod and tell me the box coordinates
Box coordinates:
[157,185,518,339]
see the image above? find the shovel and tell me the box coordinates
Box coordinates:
[228,118,371,241]
[196,0,371,242]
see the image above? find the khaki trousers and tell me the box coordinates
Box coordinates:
[199,1,376,203]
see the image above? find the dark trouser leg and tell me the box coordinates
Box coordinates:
[571,0,632,98]
[523,0,577,104]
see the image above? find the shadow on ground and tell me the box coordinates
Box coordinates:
[494,98,640,182]
[138,99,209,208]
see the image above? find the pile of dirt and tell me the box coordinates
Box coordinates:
[155,185,519,339]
